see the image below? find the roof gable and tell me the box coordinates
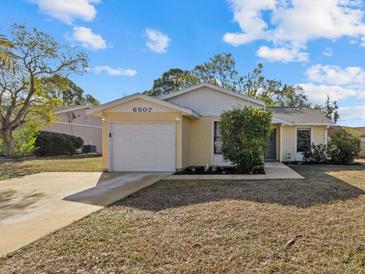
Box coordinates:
[162,84,264,116]
[160,83,265,106]
[89,93,199,118]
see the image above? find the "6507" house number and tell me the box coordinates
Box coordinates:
[132,106,152,112]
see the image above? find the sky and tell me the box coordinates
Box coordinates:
[1,0,365,127]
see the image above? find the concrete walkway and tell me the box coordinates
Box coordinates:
[0,172,168,257]
[165,162,303,180]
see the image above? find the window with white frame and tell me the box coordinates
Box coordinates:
[214,121,222,154]
[297,128,311,152]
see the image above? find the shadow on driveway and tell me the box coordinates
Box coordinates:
[64,172,170,207]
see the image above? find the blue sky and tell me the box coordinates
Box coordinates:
[1,0,365,126]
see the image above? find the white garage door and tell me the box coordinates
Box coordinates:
[110,122,176,172]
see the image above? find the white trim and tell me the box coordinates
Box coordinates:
[89,93,200,118]
[211,119,233,166]
[52,122,102,129]
[160,83,265,106]
[55,105,89,114]
[291,123,332,126]
[324,128,328,146]
[279,126,283,162]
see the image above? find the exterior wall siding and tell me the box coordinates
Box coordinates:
[181,117,191,168]
[281,125,327,161]
[43,108,102,152]
[165,87,263,116]
[189,116,216,166]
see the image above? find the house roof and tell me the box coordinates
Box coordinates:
[160,83,266,106]
[267,107,333,126]
[55,105,89,114]
[88,93,200,118]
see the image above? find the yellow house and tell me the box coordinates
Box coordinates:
[90,84,332,172]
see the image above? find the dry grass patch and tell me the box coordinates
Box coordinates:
[0,155,102,181]
[1,164,365,273]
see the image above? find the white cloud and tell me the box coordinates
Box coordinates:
[299,64,365,106]
[299,83,359,104]
[145,28,170,53]
[322,48,333,57]
[257,46,308,62]
[94,66,137,77]
[72,26,107,50]
[224,0,365,62]
[307,64,365,86]
[31,0,100,24]
[339,105,365,121]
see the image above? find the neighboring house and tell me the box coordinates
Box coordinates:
[328,126,365,158]
[356,128,365,157]
[90,83,332,172]
[43,105,102,152]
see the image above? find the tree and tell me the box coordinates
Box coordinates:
[144,68,198,96]
[0,24,88,158]
[145,53,312,108]
[0,34,13,66]
[328,128,361,164]
[220,107,272,173]
[46,75,99,106]
[192,53,239,90]
[314,95,339,123]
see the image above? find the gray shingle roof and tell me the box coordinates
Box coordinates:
[55,105,89,114]
[267,107,333,125]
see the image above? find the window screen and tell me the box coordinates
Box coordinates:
[297,128,311,152]
[214,121,222,154]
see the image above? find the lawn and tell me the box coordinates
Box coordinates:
[0,155,102,181]
[1,164,365,273]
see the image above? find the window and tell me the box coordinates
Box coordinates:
[214,121,222,154]
[297,128,311,152]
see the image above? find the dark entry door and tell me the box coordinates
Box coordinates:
[265,129,277,161]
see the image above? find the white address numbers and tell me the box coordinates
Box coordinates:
[132,106,152,112]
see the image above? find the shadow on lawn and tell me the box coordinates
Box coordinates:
[114,164,365,210]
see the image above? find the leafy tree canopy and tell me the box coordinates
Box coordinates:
[0,24,88,157]
[46,75,100,107]
[145,53,336,114]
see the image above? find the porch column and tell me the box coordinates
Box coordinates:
[279,125,283,162]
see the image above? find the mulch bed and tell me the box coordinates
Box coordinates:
[174,165,265,175]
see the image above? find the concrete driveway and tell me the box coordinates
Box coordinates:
[0,172,168,257]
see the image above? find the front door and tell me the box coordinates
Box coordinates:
[265,129,277,161]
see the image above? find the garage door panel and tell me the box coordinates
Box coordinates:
[110,123,176,172]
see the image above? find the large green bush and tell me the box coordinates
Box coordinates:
[35,131,83,156]
[328,128,361,164]
[220,107,272,173]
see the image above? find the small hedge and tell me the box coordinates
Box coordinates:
[328,128,361,164]
[35,131,83,156]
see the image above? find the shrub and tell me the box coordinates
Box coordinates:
[220,107,272,173]
[328,128,361,164]
[35,131,83,156]
[303,143,328,163]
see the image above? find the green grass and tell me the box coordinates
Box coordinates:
[0,155,102,181]
[1,164,365,273]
